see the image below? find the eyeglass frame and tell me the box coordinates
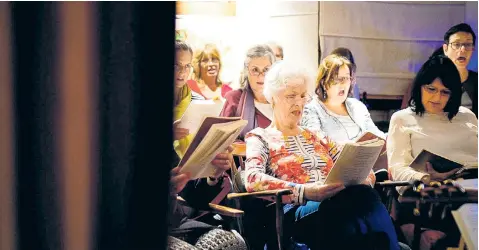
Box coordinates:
[422,84,452,97]
[330,76,354,85]
[247,65,270,77]
[283,93,313,105]
[174,63,193,73]
[447,42,475,51]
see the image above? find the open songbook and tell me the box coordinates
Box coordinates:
[451,203,478,250]
[325,138,385,186]
[409,149,478,174]
[178,117,247,179]
[355,131,387,171]
[177,99,225,135]
[355,132,386,154]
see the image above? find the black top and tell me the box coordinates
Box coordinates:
[168,150,224,229]
[463,70,478,117]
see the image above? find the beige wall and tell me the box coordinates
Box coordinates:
[176,1,319,88]
[319,1,467,97]
[177,1,477,97]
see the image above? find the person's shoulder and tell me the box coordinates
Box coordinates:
[221,82,233,91]
[345,97,370,114]
[223,89,243,103]
[186,79,198,87]
[391,107,414,121]
[245,127,267,141]
[346,97,366,108]
[468,70,478,78]
[458,106,477,119]
[304,96,324,112]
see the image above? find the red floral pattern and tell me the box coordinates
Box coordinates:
[244,128,340,204]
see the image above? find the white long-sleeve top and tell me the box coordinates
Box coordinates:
[387,107,478,193]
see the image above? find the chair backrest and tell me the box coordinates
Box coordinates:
[231,154,247,193]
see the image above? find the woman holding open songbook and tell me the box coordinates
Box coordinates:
[169,40,246,250]
[301,54,386,145]
[387,55,477,191]
[301,54,388,172]
[244,60,400,250]
[387,55,478,250]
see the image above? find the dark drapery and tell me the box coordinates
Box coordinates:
[96,2,175,250]
[11,2,175,250]
[12,3,62,250]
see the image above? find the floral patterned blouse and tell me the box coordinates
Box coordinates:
[245,127,341,205]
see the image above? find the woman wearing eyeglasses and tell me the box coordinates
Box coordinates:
[220,44,276,139]
[387,55,477,250]
[244,60,400,250]
[187,44,233,100]
[301,55,386,146]
[388,55,478,192]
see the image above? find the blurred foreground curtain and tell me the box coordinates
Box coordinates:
[7,2,174,250]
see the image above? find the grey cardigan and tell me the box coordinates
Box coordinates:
[301,96,386,143]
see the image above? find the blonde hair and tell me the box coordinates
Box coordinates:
[192,44,223,86]
[315,54,353,101]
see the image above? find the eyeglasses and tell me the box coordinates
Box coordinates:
[422,85,452,97]
[174,63,193,73]
[284,94,312,105]
[248,66,270,77]
[332,76,353,85]
[448,42,475,51]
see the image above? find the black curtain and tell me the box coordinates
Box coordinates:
[12,2,175,250]
[12,3,62,250]
[96,2,175,250]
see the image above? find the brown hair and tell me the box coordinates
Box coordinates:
[192,44,222,87]
[315,54,354,102]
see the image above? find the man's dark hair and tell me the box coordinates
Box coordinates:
[444,23,476,44]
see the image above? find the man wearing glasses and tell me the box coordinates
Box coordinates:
[442,23,477,117]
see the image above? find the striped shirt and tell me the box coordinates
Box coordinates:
[244,127,340,205]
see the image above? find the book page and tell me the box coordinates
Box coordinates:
[177,99,224,135]
[325,140,384,186]
[356,132,386,155]
[179,120,247,179]
[179,117,241,166]
[451,203,478,250]
[455,178,478,190]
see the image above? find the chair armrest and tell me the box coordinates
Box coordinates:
[176,196,244,218]
[376,180,413,188]
[227,189,293,200]
[208,203,244,218]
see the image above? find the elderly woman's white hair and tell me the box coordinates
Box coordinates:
[263,60,315,103]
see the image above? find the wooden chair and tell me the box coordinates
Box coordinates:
[228,141,413,249]
[176,195,244,220]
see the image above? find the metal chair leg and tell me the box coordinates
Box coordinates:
[275,194,284,250]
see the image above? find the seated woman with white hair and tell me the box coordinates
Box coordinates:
[244,60,400,249]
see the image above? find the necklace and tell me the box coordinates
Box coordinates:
[319,101,362,140]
